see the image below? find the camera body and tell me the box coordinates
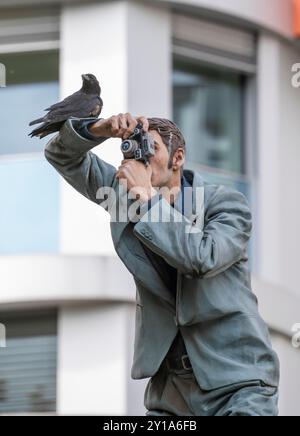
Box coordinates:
[120,123,155,166]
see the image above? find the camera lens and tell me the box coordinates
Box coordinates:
[121,141,131,152]
[121,139,138,158]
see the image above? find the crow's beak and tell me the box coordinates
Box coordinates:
[82,74,89,81]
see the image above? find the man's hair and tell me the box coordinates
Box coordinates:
[148,118,186,177]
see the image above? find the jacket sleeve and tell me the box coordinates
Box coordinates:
[44,117,117,212]
[133,185,252,278]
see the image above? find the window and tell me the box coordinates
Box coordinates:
[0,50,60,255]
[172,15,257,268]
[173,60,251,198]
[0,50,59,155]
[172,14,256,199]
[173,60,255,268]
[173,61,245,175]
[0,310,57,414]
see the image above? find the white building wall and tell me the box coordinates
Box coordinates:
[158,0,294,38]
[59,0,171,255]
[257,34,283,285]
[274,37,300,417]
[59,1,128,255]
[37,0,300,415]
[56,0,172,415]
[271,332,300,417]
[127,1,172,118]
[1,0,299,416]
[57,303,147,416]
[257,32,300,294]
[279,40,300,294]
[256,30,300,416]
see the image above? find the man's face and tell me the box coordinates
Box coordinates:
[148,129,183,188]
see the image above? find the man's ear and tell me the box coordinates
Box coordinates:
[172,147,185,171]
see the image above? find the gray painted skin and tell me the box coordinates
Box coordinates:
[44,117,280,415]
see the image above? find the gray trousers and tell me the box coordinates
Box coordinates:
[144,358,279,416]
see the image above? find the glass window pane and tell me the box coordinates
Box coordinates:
[0,156,60,255]
[0,51,59,155]
[0,310,57,413]
[173,60,245,175]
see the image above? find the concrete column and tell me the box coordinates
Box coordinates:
[59,0,171,255]
[57,0,170,415]
[127,0,172,118]
[59,1,127,255]
[278,40,300,294]
[57,303,147,415]
[257,34,282,285]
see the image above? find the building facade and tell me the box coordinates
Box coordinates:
[0,0,300,416]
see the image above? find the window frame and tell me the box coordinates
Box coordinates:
[171,14,258,271]
[0,6,60,159]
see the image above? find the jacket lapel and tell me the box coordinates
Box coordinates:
[173,169,205,227]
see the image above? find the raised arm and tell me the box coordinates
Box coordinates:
[44,113,149,211]
[133,185,252,278]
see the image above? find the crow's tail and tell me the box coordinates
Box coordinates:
[28,123,49,138]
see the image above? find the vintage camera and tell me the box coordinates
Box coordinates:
[120,123,155,166]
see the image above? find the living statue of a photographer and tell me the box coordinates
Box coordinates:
[44,113,280,416]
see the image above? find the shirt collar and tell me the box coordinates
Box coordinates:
[172,174,193,218]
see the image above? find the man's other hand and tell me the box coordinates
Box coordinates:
[116,159,156,203]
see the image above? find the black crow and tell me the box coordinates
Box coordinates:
[29,73,103,138]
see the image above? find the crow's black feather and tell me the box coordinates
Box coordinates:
[29,73,103,138]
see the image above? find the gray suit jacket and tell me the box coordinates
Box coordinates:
[45,118,280,390]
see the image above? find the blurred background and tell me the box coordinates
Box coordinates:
[0,0,300,416]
